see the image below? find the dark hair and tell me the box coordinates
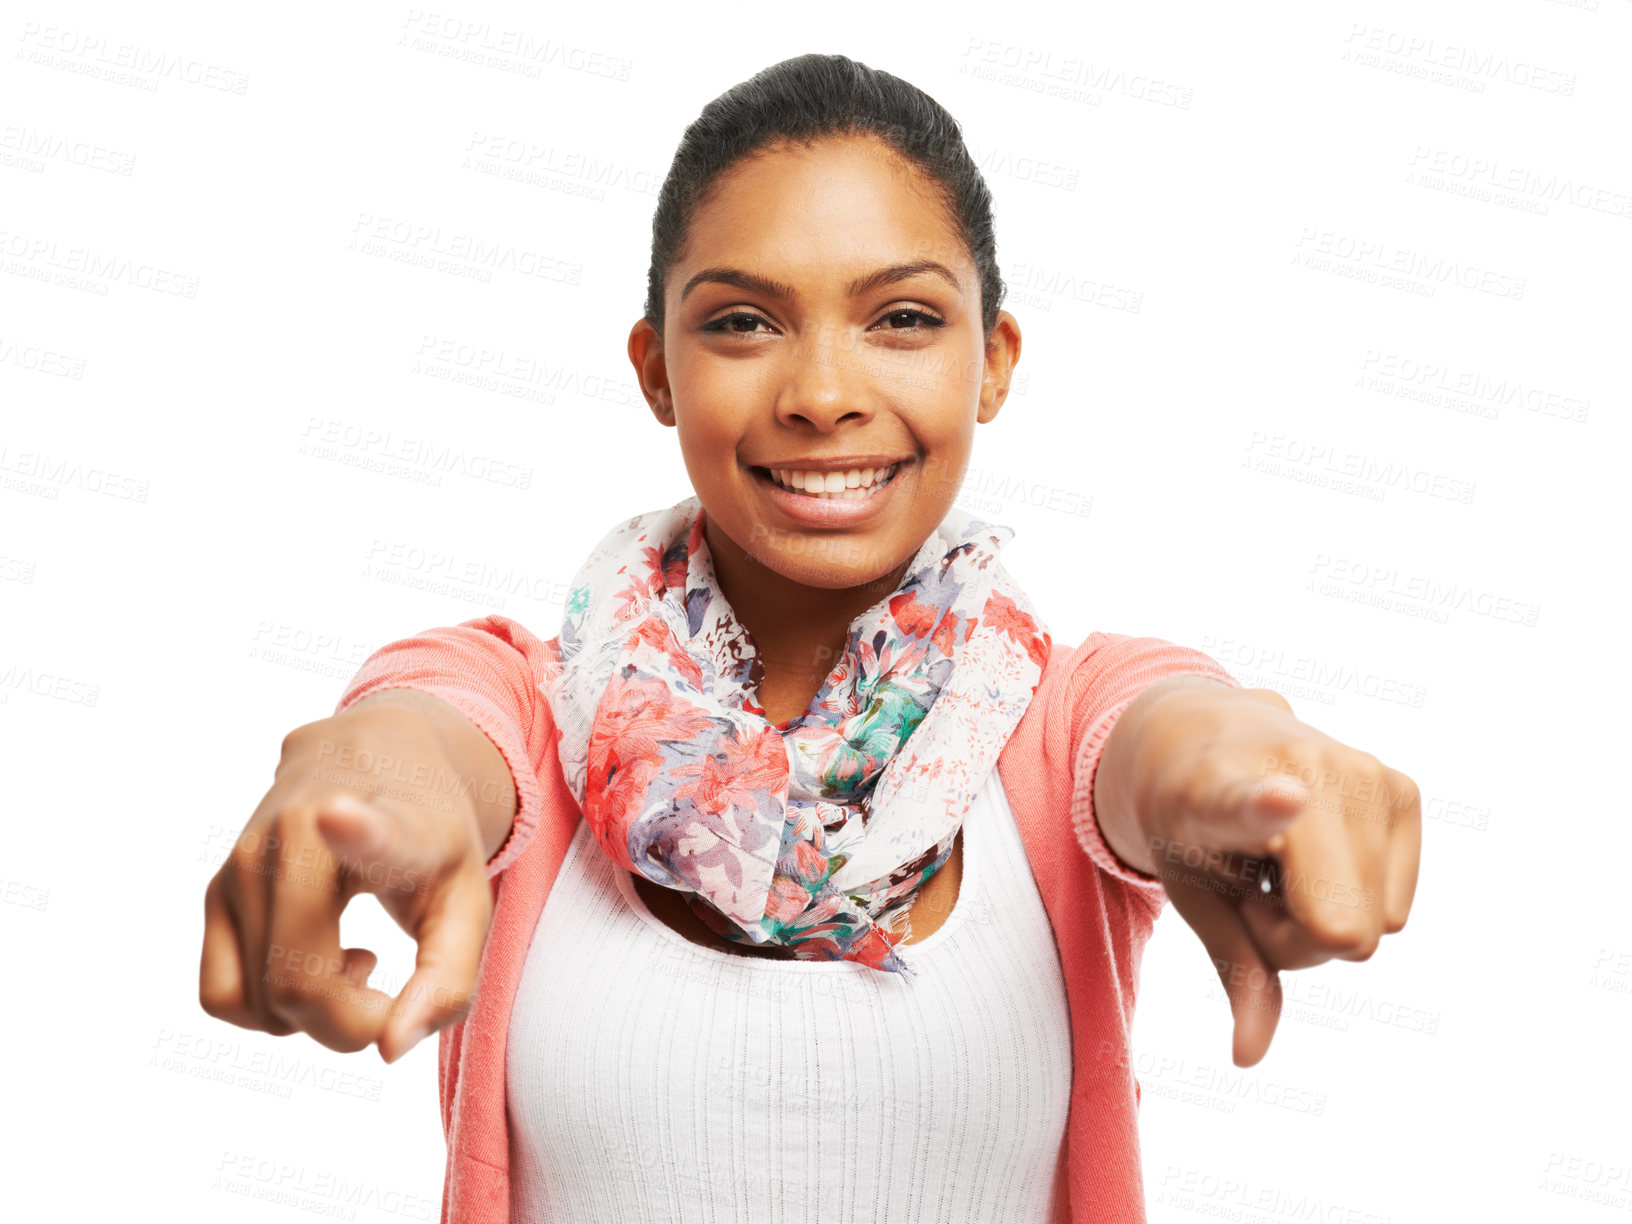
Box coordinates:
[642,53,1004,340]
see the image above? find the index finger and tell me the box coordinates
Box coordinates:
[1273,795,1382,961]
[261,813,398,1052]
[200,874,255,1029]
[1381,767,1422,932]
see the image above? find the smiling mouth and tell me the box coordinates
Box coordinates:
[752,462,904,500]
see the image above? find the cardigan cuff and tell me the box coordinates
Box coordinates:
[334,681,543,880]
[1068,693,1169,918]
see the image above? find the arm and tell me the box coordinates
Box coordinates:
[1076,645,1423,1066]
[331,613,561,877]
[1093,675,1235,877]
[334,688,516,866]
[1062,632,1242,907]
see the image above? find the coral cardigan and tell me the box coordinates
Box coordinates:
[333,614,1239,1224]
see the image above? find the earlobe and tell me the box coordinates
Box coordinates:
[976,384,1005,425]
[977,310,1022,425]
[649,390,675,427]
[628,317,674,426]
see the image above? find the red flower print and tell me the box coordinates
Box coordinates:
[790,837,830,888]
[983,590,1048,669]
[629,619,703,688]
[586,676,716,843]
[670,724,787,819]
[848,924,905,970]
[888,589,939,639]
[765,874,812,923]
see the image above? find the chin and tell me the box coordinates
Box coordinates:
[772,559,899,593]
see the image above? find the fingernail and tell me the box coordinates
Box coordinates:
[1251,779,1305,809]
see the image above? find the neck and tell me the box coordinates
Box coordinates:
[703,514,914,689]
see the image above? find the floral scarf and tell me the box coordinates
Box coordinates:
[544,495,1050,974]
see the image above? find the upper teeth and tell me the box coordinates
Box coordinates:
[772,464,898,494]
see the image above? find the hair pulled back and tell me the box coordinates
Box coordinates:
[643,53,1004,339]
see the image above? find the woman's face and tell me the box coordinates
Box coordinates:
[629,132,1020,596]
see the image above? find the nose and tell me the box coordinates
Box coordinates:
[773,326,875,432]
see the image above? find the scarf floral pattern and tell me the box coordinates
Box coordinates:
[542,495,1050,974]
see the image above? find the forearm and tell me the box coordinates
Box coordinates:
[1093,675,1231,877]
[323,688,518,863]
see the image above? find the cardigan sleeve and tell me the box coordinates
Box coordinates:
[1065,632,1242,918]
[331,614,561,878]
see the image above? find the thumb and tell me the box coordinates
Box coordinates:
[1215,913,1283,1068]
[378,865,493,1064]
[1165,874,1284,1067]
[314,791,435,898]
[1208,775,1308,854]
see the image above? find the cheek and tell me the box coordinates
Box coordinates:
[674,414,738,471]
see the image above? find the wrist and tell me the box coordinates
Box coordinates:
[1094,676,1231,876]
[344,689,518,863]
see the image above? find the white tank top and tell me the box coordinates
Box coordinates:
[505,769,1073,1223]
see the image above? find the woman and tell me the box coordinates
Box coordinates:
[200,53,1421,1223]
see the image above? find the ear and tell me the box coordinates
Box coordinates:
[977,310,1021,425]
[628,318,675,426]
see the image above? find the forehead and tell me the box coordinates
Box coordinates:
[679,134,974,282]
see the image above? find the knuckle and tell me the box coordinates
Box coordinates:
[263,986,317,1026]
[1306,911,1370,954]
[1351,748,1385,777]
[256,1014,299,1038]
[1179,761,1221,820]
[280,719,325,761]
[1345,929,1382,961]
[1389,769,1422,811]
[1248,687,1294,714]
[262,964,325,1018]
[313,1027,373,1056]
[268,803,307,842]
[199,981,235,1022]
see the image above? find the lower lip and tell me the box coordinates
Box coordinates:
[752,464,907,528]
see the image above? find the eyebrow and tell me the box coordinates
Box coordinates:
[679,259,963,305]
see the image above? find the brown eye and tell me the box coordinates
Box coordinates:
[876,308,946,331]
[702,311,772,336]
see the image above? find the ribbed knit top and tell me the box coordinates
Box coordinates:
[504,768,1074,1223]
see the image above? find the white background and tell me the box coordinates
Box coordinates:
[3,2,1628,1220]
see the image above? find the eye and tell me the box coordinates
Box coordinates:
[701,311,775,337]
[873,307,947,332]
